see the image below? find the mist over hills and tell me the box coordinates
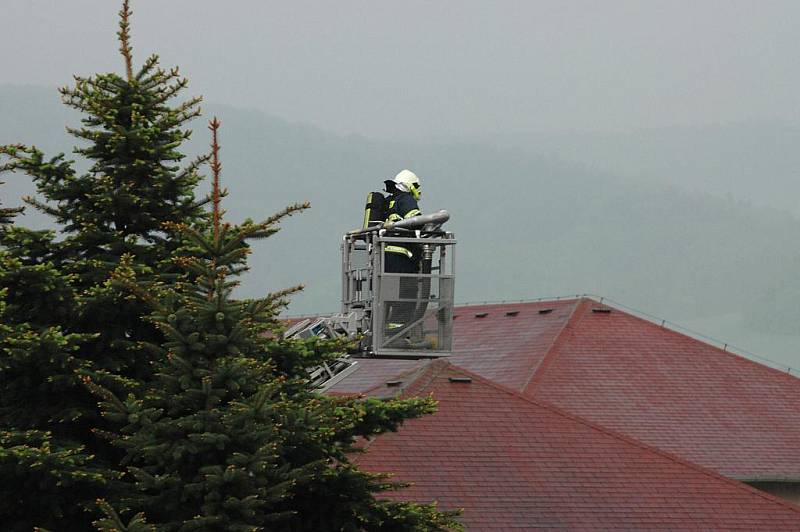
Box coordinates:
[2,84,799,367]
[487,122,800,215]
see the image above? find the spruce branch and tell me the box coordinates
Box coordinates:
[258,202,311,229]
[94,498,155,531]
[208,118,222,244]
[0,180,24,224]
[257,284,305,313]
[135,55,160,81]
[152,76,189,104]
[118,0,134,80]
[23,195,62,218]
[264,284,305,305]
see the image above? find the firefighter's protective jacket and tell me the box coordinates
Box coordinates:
[385,192,421,259]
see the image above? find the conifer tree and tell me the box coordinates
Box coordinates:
[0,0,208,465]
[0,0,208,391]
[1,2,459,528]
[0,2,208,528]
[0,180,92,430]
[0,183,111,531]
[92,120,460,530]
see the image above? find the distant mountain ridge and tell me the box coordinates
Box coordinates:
[3,84,800,367]
[484,121,800,215]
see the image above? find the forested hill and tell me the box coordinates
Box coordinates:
[3,84,800,365]
[486,122,800,216]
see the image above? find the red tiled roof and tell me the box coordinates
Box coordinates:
[523,298,800,480]
[325,299,578,394]
[449,299,580,390]
[326,357,426,396]
[279,318,430,396]
[354,361,800,530]
[332,298,800,480]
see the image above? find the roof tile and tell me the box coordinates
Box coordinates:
[324,297,800,479]
[355,361,800,530]
[525,300,800,479]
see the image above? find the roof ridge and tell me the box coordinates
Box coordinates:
[521,297,593,394]
[401,359,451,397]
[451,298,583,310]
[410,360,800,515]
[352,360,448,459]
[357,360,435,397]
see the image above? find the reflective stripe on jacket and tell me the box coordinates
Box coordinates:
[385,192,421,258]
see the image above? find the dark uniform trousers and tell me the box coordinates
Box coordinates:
[383,192,422,340]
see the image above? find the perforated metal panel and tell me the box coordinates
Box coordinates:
[341,231,456,358]
[374,273,454,355]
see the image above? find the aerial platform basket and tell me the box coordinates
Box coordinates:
[341,216,456,358]
[284,210,455,389]
[285,210,456,361]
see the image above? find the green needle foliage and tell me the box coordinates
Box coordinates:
[90,120,459,530]
[0,430,110,532]
[94,499,155,532]
[0,186,112,532]
[0,183,112,531]
[0,179,23,225]
[0,2,208,528]
[0,184,94,431]
[0,0,207,391]
[1,2,459,529]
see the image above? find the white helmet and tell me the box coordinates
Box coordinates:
[392,169,421,200]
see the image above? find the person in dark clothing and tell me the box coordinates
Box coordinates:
[383,169,422,272]
[382,170,423,343]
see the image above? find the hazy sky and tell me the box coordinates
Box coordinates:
[4,1,800,139]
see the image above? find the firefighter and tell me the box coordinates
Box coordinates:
[382,170,424,343]
[383,169,422,274]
